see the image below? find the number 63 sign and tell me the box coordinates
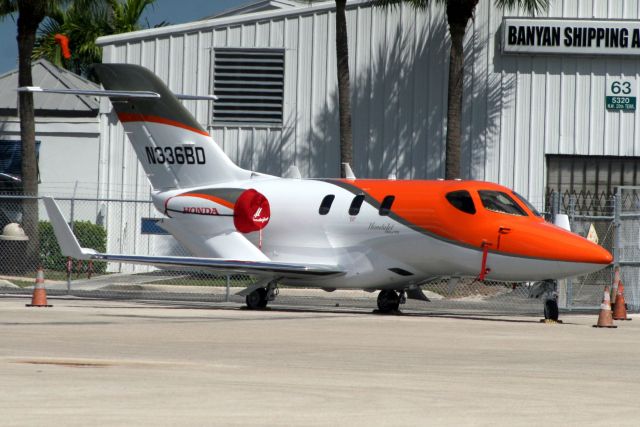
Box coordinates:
[606,77,636,111]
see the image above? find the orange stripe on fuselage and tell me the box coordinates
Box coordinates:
[117,112,210,137]
[179,192,236,210]
[327,179,610,265]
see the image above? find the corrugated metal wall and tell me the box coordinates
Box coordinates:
[98,0,640,207]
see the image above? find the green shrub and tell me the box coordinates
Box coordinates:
[39,220,107,273]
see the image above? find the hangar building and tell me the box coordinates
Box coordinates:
[96,0,640,205]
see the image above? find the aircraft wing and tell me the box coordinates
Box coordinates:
[43,197,344,279]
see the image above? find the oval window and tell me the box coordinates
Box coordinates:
[379,195,395,216]
[319,195,335,215]
[349,194,365,215]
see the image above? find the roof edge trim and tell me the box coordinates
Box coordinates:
[96,0,372,46]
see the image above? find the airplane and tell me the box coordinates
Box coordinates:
[29,64,612,318]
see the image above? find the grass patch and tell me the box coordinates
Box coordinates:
[146,274,254,287]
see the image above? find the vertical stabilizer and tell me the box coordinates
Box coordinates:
[93,64,249,190]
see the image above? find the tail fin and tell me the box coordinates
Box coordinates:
[93,64,249,190]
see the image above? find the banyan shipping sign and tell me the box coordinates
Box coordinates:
[502,18,640,56]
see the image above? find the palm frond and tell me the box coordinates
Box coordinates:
[495,0,549,15]
[0,0,17,19]
[373,0,432,9]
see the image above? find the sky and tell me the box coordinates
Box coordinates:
[0,0,249,76]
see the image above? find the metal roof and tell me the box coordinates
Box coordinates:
[96,0,369,45]
[203,0,302,20]
[0,59,100,115]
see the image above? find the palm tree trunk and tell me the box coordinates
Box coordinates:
[445,22,465,180]
[17,1,46,272]
[445,0,477,180]
[335,0,354,177]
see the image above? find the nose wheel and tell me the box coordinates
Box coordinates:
[544,298,559,321]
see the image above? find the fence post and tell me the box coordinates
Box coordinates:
[613,190,621,269]
[550,191,559,219]
[568,193,576,225]
[565,194,576,309]
[225,274,230,302]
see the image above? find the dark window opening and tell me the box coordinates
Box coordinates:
[479,190,527,216]
[446,190,476,214]
[319,195,335,215]
[379,195,395,216]
[349,194,365,215]
[0,140,41,192]
[512,191,542,217]
[546,154,640,215]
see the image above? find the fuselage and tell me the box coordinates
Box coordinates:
[151,177,612,290]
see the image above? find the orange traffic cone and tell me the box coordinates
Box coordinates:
[26,267,52,308]
[613,280,632,321]
[593,285,616,328]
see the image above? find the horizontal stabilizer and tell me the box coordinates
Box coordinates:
[43,197,344,279]
[18,86,218,101]
[18,86,160,99]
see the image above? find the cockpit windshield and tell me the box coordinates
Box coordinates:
[478,190,527,216]
[512,191,542,217]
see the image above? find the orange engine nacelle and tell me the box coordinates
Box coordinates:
[233,189,270,233]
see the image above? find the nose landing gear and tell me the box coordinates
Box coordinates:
[530,279,560,322]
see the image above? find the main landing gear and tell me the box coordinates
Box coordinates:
[245,281,279,309]
[377,290,406,314]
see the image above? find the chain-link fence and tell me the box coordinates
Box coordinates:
[0,192,629,314]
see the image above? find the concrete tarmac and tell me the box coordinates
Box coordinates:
[1,297,639,426]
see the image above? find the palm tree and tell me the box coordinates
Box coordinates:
[0,0,52,272]
[33,0,161,79]
[308,0,353,178]
[375,0,548,179]
[0,0,104,271]
[334,0,354,177]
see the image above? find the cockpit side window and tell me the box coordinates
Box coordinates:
[478,190,527,216]
[446,190,476,214]
[512,191,542,217]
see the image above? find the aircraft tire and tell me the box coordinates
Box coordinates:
[377,290,400,313]
[544,299,559,321]
[246,288,268,309]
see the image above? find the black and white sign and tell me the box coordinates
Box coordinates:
[503,18,640,56]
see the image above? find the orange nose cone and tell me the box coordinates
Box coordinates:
[551,225,613,265]
[518,222,613,265]
[588,241,613,265]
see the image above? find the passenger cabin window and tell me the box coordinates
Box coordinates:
[512,191,542,217]
[349,194,365,215]
[379,195,395,216]
[319,195,335,215]
[479,190,527,216]
[446,190,476,214]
